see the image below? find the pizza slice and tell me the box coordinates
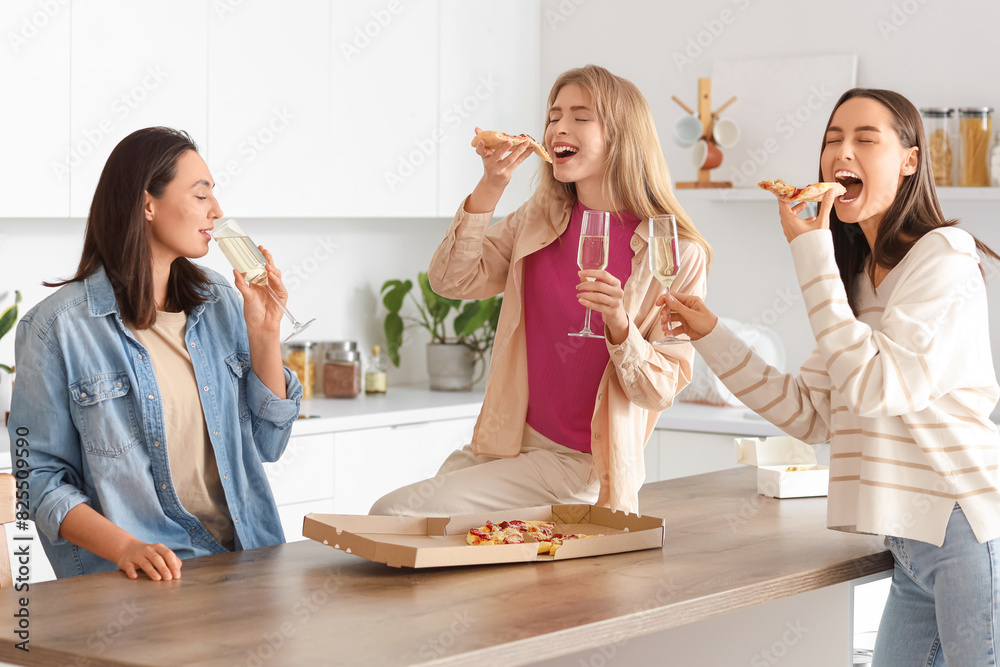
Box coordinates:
[757,179,846,203]
[471,130,552,163]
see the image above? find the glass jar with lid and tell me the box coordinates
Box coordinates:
[323,341,361,398]
[958,107,993,187]
[919,108,954,187]
[282,341,315,400]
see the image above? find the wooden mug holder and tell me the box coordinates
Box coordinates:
[674,78,736,189]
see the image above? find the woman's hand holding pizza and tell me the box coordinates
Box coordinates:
[577,269,629,344]
[466,126,534,214]
[655,292,718,342]
[777,189,837,243]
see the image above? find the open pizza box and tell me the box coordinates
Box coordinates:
[734,436,829,499]
[302,504,665,568]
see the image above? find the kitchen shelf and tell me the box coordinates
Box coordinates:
[675,186,1000,202]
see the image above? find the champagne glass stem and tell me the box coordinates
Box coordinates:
[582,307,594,335]
[262,281,303,327]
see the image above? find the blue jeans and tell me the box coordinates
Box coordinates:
[873,505,999,667]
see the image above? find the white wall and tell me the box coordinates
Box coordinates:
[541,0,1000,405]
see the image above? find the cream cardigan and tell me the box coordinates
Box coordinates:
[693,227,1000,546]
[428,193,708,512]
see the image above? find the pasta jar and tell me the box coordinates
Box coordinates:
[323,343,361,398]
[919,108,954,187]
[283,341,315,400]
[958,107,993,187]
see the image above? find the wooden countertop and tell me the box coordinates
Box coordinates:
[0,468,891,667]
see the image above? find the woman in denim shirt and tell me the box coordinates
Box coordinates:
[9,127,302,580]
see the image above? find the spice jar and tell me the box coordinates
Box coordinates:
[920,108,954,187]
[323,342,361,398]
[959,107,993,187]
[283,342,315,400]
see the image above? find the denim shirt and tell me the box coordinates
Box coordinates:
[8,265,302,578]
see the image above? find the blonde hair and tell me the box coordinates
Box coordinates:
[537,65,712,266]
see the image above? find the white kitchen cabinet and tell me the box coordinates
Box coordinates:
[207,0,332,218]
[0,2,71,218]
[265,415,476,539]
[437,0,543,218]
[647,429,744,483]
[329,0,440,217]
[69,0,208,217]
[332,416,475,515]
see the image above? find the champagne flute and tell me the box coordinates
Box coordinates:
[212,219,316,342]
[568,210,610,339]
[649,214,687,345]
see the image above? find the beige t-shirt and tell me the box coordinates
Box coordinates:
[131,310,235,550]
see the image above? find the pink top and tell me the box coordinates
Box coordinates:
[523,201,641,453]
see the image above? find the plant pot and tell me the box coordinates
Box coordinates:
[426,343,478,391]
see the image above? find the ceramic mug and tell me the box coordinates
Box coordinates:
[673,114,704,147]
[692,139,723,170]
[712,117,740,148]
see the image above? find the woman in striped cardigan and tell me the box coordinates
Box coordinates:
[664,89,1000,667]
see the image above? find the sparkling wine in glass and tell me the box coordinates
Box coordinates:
[568,210,610,339]
[212,219,316,342]
[649,214,686,345]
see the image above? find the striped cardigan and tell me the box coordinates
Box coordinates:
[693,227,1000,546]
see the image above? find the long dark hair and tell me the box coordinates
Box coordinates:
[823,89,998,314]
[47,127,210,328]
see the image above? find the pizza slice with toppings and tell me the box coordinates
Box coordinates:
[471,130,552,163]
[757,179,846,203]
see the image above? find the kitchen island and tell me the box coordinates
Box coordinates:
[0,468,891,666]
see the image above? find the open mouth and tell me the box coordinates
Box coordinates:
[834,169,863,204]
[553,143,579,161]
[199,228,214,240]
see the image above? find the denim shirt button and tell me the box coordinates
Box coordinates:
[148,394,155,401]
[234,518,239,524]
[154,441,161,447]
[160,483,167,490]
[137,354,143,360]
[80,392,88,398]
[224,474,228,480]
[203,386,209,392]
[213,430,219,436]
[190,342,196,348]
[115,382,122,388]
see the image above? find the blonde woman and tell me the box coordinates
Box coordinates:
[371,65,711,516]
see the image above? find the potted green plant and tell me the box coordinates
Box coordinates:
[0,290,21,425]
[381,273,501,391]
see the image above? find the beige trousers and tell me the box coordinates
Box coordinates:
[368,425,600,516]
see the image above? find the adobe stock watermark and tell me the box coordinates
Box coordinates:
[719,84,835,197]
[238,569,344,667]
[282,235,340,293]
[545,0,587,30]
[339,0,403,63]
[383,75,501,193]
[416,609,475,661]
[877,0,932,40]
[750,619,809,666]
[212,0,246,20]
[672,0,753,72]
[214,107,295,190]
[51,65,169,182]
[7,0,69,53]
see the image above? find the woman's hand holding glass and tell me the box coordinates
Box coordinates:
[655,292,719,342]
[232,246,286,336]
[576,269,628,343]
